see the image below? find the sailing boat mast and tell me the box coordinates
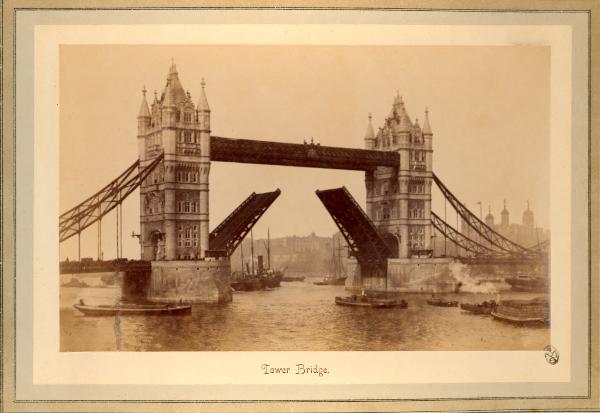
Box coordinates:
[267,228,271,270]
[336,237,341,277]
[250,229,255,276]
[240,242,244,276]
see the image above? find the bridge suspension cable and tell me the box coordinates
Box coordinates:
[430,211,497,256]
[59,154,164,243]
[432,173,534,256]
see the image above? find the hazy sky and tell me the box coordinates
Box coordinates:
[59,45,550,260]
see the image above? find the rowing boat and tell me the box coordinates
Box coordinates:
[73,302,192,316]
[335,295,408,308]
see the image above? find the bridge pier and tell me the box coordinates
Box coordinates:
[346,257,456,294]
[146,259,231,304]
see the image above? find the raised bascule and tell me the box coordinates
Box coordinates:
[59,63,548,303]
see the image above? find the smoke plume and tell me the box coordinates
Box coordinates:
[449,262,498,293]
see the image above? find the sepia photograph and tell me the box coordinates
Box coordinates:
[2,3,597,412]
[59,44,551,352]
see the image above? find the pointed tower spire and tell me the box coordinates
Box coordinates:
[364,113,375,140]
[422,107,432,135]
[197,78,210,112]
[138,86,151,118]
[162,60,186,107]
[364,113,375,149]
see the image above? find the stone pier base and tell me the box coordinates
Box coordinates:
[147,259,231,304]
[346,257,455,294]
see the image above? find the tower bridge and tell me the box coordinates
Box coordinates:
[59,63,548,302]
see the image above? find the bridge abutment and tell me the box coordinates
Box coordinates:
[147,259,231,304]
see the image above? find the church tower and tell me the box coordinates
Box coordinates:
[364,93,433,258]
[137,62,211,261]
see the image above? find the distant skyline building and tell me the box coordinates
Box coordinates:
[454,201,549,257]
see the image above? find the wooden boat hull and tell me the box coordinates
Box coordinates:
[335,296,408,308]
[460,303,495,315]
[491,310,549,326]
[504,276,548,292]
[73,304,192,316]
[427,299,459,307]
[282,276,305,282]
[491,297,549,326]
[314,277,347,286]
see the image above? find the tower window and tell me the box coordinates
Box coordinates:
[184,131,192,143]
[184,112,192,123]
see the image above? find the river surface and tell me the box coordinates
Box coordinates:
[60,280,549,351]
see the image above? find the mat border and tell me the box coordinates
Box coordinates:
[1,2,598,412]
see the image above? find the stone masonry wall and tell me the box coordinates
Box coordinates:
[147,259,231,304]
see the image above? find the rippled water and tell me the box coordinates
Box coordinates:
[60,280,549,351]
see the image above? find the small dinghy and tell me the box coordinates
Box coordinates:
[335,295,408,308]
[73,300,192,316]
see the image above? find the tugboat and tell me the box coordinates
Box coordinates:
[261,229,283,288]
[231,229,282,291]
[314,238,347,286]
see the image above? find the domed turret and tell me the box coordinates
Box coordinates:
[501,200,509,227]
[522,201,534,228]
[485,205,494,226]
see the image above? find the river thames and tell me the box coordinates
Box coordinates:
[60,278,549,352]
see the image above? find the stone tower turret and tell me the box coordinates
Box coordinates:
[501,200,509,228]
[364,93,433,258]
[138,62,211,261]
[522,200,534,229]
[364,113,375,149]
[485,205,495,226]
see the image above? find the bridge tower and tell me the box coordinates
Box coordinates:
[364,93,433,259]
[135,63,230,304]
[137,62,211,261]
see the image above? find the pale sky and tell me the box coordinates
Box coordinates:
[59,45,550,260]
